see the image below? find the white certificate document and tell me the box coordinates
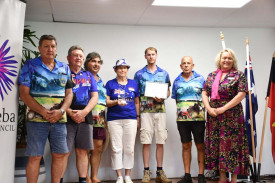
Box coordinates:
[144,81,168,99]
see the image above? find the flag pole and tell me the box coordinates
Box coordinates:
[249,158,254,181]
[260,51,275,176]
[246,38,257,182]
[220,31,226,49]
[258,96,269,182]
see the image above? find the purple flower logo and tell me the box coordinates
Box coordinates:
[0,39,18,101]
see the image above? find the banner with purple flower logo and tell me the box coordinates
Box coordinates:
[0,0,26,182]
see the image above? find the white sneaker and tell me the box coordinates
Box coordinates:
[125,176,133,183]
[116,176,124,183]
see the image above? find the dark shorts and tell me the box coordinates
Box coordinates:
[66,121,93,151]
[177,121,205,144]
[93,127,106,140]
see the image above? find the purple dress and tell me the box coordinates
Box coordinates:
[203,69,250,175]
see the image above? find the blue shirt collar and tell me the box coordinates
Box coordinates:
[176,70,200,82]
[71,68,85,75]
[37,56,63,71]
[96,74,103,84]
[142,65,163,74]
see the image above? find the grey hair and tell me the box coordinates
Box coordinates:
[39,35,57,47]
[67,45,84,56]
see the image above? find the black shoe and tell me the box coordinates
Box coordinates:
[198,174,206,183]
[177,173,193,183]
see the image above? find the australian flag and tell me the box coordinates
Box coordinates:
[245,56,258,156]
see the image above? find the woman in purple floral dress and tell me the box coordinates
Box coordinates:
[202,49,250,183]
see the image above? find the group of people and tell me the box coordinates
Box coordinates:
[18,34,250,183]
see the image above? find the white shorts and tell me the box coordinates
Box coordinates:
[140,113,168,144]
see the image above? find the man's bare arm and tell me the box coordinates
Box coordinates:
[71,91,98,123]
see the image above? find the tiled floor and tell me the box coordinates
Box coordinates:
[67,176,275,183]
[127,177,275,183]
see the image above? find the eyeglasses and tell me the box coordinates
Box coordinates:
[72,54,84,59]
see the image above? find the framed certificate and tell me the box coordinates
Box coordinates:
[144,81,168,99]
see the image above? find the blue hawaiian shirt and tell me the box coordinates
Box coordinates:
[134,65,170,113]
[172,70,206,122]
[18,56,72,122]
[134,65,170,95]
[92,75,107,127]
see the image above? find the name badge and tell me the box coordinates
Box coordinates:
[129,87,135,92]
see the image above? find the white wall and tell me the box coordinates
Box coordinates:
[25,21,275,182]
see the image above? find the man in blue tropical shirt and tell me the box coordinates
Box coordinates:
[19,35,74,183]
[172,56,206,183]
[62,46,98,183]
[134,47,171,183]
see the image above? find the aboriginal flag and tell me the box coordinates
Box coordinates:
[267,53,275,163]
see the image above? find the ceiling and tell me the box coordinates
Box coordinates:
[24,0,275,28]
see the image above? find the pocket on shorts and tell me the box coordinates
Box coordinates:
[140,128,152,144]
[157,129,168,143]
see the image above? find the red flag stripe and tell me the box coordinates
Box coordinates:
[267,55,275,163]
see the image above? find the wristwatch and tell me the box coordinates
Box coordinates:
[137,114,140,117]
[60,108,65,115]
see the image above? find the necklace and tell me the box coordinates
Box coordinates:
[119,83,126,90]
[116,78,127,87]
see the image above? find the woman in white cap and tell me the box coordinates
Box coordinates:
[105,59,140,183]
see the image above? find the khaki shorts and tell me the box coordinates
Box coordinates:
[140,113,168,144]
